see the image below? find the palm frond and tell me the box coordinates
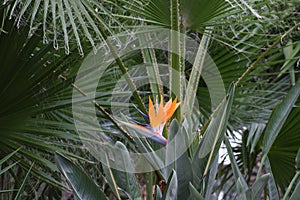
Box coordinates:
[5,0,123,55]
[0,10,86,197]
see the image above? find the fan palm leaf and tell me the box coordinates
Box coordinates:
[0,8,88,198]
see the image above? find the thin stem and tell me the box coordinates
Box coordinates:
[58,75,136,145]
[87,7,147,114]
[170,0,182,121]
[146,172,154,200]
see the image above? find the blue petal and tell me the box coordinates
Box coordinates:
[133,104,150,121]
[131,119,150,127]
[118,120,167,146]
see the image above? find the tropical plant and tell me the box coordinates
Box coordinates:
[0,0,299,199]
[0,5,89,199]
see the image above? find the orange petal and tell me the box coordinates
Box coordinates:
[165,98,180,122]
[164,98,173,111]
[155,100,165,127]
[148,97,156,127]
[148,96,165,128]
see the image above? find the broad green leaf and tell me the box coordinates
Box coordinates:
[55,153,106,200]
[289,175,300,200]
[236,177,250,200]
[102,159,121,199]
[155,185,162,200]
[111,142,141,199]
[189,182,204,200]
[162,170,178,200]
[191,150,207,190]
[265,158,280,200]
[262,79,300,159]
[252,174,270,200]
[198,83,235,176]
[165,119,181,173]
[166,120,192,199]
[205,155,218,200]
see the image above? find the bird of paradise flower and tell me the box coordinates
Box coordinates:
[118,96,180,145]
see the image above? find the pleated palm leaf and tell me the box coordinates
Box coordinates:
[0,8,91,198]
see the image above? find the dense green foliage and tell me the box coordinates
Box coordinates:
[0,0,299,199]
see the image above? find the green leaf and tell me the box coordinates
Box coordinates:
[267,105,300,190]
[236,177,250,200]
[121,0,170,26]
[63,0,83,55]
[155,185,162,200]
[165,119,182,173]
[111,142,141,199]
[101,158,121,199]
[14,162,34,200]
[166,120,192,199]
[252,174,270,200]
[289,176,300,200]
[224,137,249,194]
[296,148,300,171]
[0,147,21,177]
[170,0,183,108]
[182,30,211,116]
[9,0,120,53]
[0,147,21,166]
[265,158,280,200]
[118,115,165,177]
[259,81,300,189]
[247,123,265,153]
[0,161,19,176]
[189,182,205,200]
[198,83,235,176]
[162,170,178,200]
[280,41,300,81]
[191,85,234,191]
[283,169,300,200]
[182,0,231,29]
[139,34,163,97]
[55,153,106,200]
[205,155,218,199]
[262,79,300,157]
[0,13,82,189]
